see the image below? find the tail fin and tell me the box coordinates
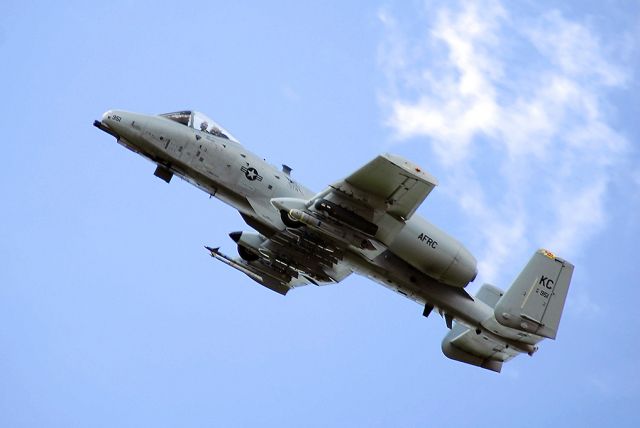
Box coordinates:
[494,249,574,339]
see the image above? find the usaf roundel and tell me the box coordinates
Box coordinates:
[241,166,263,182]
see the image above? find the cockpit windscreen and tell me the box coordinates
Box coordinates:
[159,110,239,142]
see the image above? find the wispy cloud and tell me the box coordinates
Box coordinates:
[377,1,634,287]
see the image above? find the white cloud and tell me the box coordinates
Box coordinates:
[525,10,627,87]
[377,1,633,292]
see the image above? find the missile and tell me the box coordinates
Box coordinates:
[205,245,291,283]
[287,209,376,251]
[205,246,291,296]
[205,246,264,283]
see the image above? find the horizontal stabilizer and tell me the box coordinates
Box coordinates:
[441,322,519,373]
[475,283,504,308]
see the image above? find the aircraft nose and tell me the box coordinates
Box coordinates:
[98,109,144,142]
[102,110,113,122]
[101,110,136,134]
[102,110,126,125]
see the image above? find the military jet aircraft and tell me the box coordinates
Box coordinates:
[94,109,573,372]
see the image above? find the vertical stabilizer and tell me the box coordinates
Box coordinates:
[494,250,574,339]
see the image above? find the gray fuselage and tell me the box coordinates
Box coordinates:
[98,110,537,353]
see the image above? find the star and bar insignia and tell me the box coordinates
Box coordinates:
[241,166,263,182]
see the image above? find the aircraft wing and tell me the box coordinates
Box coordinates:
[230,154,438,295]
[331,153,438,222]
[268,154,438,255]
[208,223,352,296]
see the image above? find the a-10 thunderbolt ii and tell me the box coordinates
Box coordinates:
[94,109,573,372]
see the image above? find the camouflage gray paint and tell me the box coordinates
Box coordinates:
[95,109,574,372]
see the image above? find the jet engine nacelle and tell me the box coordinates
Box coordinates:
[387,216,477,288]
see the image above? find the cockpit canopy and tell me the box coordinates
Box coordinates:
[159,110,239,142]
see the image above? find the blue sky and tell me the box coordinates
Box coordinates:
[1,1,639,426]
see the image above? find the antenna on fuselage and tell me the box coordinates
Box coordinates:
[282,164,292,176]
